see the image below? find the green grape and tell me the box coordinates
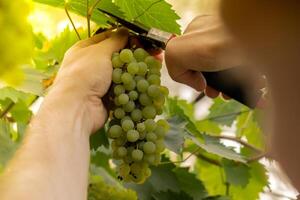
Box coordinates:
[155,140,165,153]
[129,91,138,101]
[137,123,146,132]
[137,62,148,76]
[160,86,169,96]
[120,49,134,63]
[127,62,139,75]
[124,80,136,91]
[121,116,131,123]
[147,85,160,98]
[153,93,165,108]
[149,67,161,75]
[155,125,167,138]
[154,154,161,165]
[127,130,139,142]
[131,109,142,122]
[146,132,157,142]
[123,155,133,164]
[132,149,144,161]
[138,141,145,150]
[142,106,156,119]
[157,119,170,131]
[112,68,123,84]
[137,79,149,93]
[118,163,130,176]
[139,131,146,140]
[145,56,161,69]
[144,119,157,131]
[118,94,129,105]
[156,108,163,115]
[114,108,125,119]
[112,52,120,58]
[121,119,134,131]
[111,140,119,151]
[117,147,128,157]
[108,125,122,138]
[144,167,152,177]
[114,85,125,96]
[143,142,156,154]
[112,55,124,68]
[139,93,152,106]
[144,154,155,164]
[147,74,161,85]
[134,48,148,62]
[123,101,135,112]
[121,72,133,85]
[115,136,126,146]
[114,97,121,106]
[134,75,144,82]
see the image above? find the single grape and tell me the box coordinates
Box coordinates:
[114,97,121,106]
[144,119,156,131]
[114,85,125,96]
[123,101,135,112]
[131,109,142,122]
[121,72,133,85]
[147,74,161,85]
[134,75,144,82]
[112,52,119,58]
[117,147,127,157]
[134,48,148,62]
[114,108,125,119]
[127,130,139,142]
[115,136,126,146]
[111,140,119,151]
[157,119,170,131]
[124,80,136,91]
[112,68,123,84]
[118,94,129,105]
[127,62,139,75]
[139,93,152,106]
[120,49,134,63]
[160,86,169,96]
[139,131,146,140]
[137,62,148,76]
[156,108,163,115]
[144,167,151,177]
[121,119,134,131]
[142,106,156,119]
[121,116,131,123]
[132,149,144,161]
[137,122,146,132]
[146,132,157,142]
[155,125,167,138]
[118,163,130,176]
[108,125,122,138]
[143,142,156,154]
[112,55,124,68]
[147,85,160,98]
[148,67,161,75]
[137,79,149,93]
[153,93,165,108]
[155,139,165,153]
[145,56,157,67]
[128,90,138,101]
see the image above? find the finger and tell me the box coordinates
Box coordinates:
[95,28,129,54]
[74,30,112,48]
[205,86,220,98]
[175,70,206,91]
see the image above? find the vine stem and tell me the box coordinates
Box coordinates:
[0,102,15,118]
[87,0,102,38]
[64,3,81,40]
[159,147,202,165]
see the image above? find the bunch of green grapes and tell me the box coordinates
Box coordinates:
[0,0,33,83]
[108,48,169,184]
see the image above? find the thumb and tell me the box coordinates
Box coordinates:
[96,28,129,54]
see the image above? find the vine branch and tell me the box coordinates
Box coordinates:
[64,3,81,40]
[87,0,102,37]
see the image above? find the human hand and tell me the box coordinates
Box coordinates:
[49,29,128,133]
[165,15,243,97]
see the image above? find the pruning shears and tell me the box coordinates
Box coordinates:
[98,9,264,109]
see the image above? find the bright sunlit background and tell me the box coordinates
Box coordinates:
[28,0,298,199]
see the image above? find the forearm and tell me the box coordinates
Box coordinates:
[0,82,91,200]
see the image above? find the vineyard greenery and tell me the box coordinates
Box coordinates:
[0,0,270,199]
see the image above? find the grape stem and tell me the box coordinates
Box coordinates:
[87,0,102,38]
[64,3,81,40]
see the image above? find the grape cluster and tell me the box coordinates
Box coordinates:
[108,48,169,184]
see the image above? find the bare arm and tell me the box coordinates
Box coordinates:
[0,29,128,200]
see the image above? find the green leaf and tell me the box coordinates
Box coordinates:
[222,159,250,187]
[0,120,17,166]
[229,162,268,200]
[208,98,247,126]
[90,128,109,150]
[173,168,208,200]
[90,148,111,173]
[10,101,32,123]
[196,120,222,136]
[114,0,181,34]
[152,190,193,200]
[204,196,230,200]
[164,117,186,154]
[125,181,154,200]
[185,133,247,163]
[0,87,29,103]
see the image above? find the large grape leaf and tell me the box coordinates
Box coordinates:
[164,117,186,154]
[152,190,193,200]
[207,97,248,127]
[185,133,247,163]
[114,0,181,34]
[90,128,109,150]
[33,0,123,26]
[0,87,29,103]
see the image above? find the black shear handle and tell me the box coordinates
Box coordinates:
[202,68,263,108]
